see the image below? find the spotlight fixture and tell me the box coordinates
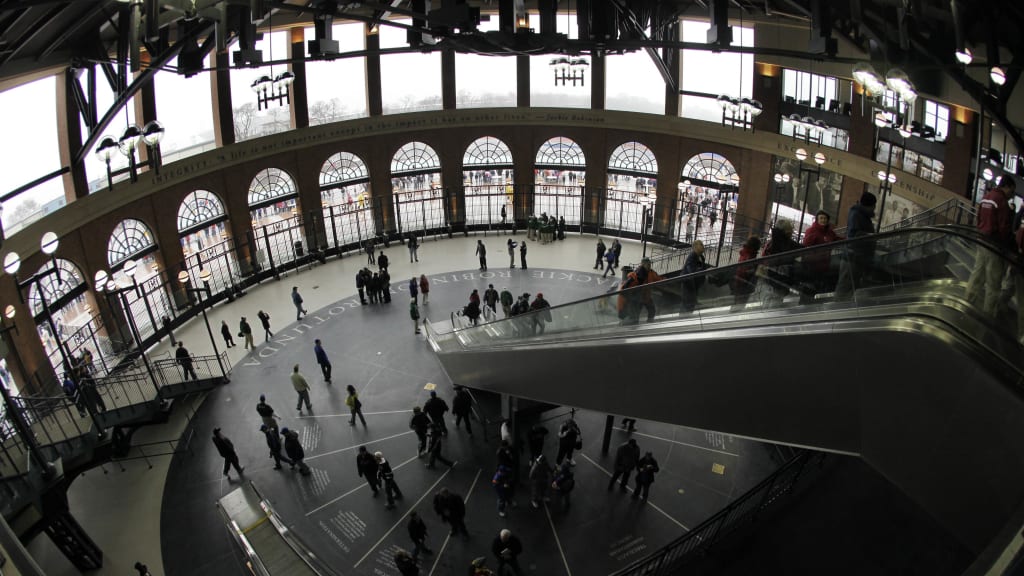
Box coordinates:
[853,62,886,95]
[876,170,897,184]
[954,47,973,65]
[990,66,1007,86]
[885,68,917,104]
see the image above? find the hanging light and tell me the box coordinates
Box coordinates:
[3,305,14,320]
[199,268,212,283]
[94,270,109,291]
[40,231,59,255]
[177,270,190,285]
[874,110,891,128]
[748,99,763,117]
[795,148,808,162]
[142,121,165,147]
[983,167,995,181]
[955,47,973,65]
[853,62,885,95]
[118,125,143,157]
[991,66,1007,86]
[813,152,826,165]
[885,68,917,103]
[898,125,913,138]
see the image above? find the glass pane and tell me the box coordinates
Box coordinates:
[107,218,156,267]
[181,226,240,297]
[680,21,754,122]
[0,75,66,235]
[155,55,216,163]
[251,204,302,267]
[606,46,666,114]
[380,19,442,113]
[178,190,226,232]
[249,167,298,206]
[83,75,137,192]
[230,30,291,142]
[530,14,589,108]
[305,22,367,124]
[456,17,516,108]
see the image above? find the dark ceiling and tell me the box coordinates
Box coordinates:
[0,0,1020,149]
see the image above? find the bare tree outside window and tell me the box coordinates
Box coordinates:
[233,103,257,140]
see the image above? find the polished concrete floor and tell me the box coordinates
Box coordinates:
[24,233,781,575]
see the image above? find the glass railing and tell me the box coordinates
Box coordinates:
[427,226,1024,365]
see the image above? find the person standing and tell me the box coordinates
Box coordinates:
[291,286,308,320]
[175,342,198,381]
[500,204,507,230]
[426,423,455,469]
[529,293,551,335]
[492,464,513,518]
[528,454,552,508]
[62,374,86,417]
[731,236,762,309]
[257,310,274,341]
[291,364,312,414]
[835,191,878,300]
[608,438,640,492]
[491,529,524,576]
[212,428,244,478]
[633,451,660,502]
[408,232,420,263]
[239,316,254,350]
[967,175,1016,316]
[393,549,419,576]
[365,237,376,265]
[261,424,292,470]
[357,271,368,305]
[356,446,380,496]
[376,451,403,510]
[507,239,517,269]
[220,320,235,348]
[410,406,431,456]
[483,284,499,319]
[419,274,430,305]
[519,240,528,269]
[433,487,468,537]
[476,240,488,271]
[313,339,332,383]
[527,424,548,461]
[680,240,710,312]
[408,277,419,304]
[281,427,310,475]
[451,386,473,436]
[369,273,381,304]
[595,238,607,270]
[552,460,575,510]
[423,390,449,435]
[556,418,581,466]
[558,215,566,240]
[499,287,514,318]
[346,385,366,426]
[256,394,279,432]
[407,512,433,560]
[380,269,392,303]
[378,251,390,273]
[612,238,622,269]
[410,298,422,335]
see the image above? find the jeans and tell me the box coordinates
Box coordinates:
[296,390,311,411]
[319,362,332,381]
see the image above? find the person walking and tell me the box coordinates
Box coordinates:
[419,274,430,305]
[608,439,640,492]
[281,427,310,475]
[507,239,517,269]
[291,287,308,320]
[291,364,312,414]
[603,246,617,277]
[313,339,332,383]
[552,460,575,510]
[257,310,274,341]
[493,464,513,518]
[393,549,419,576]
[256,394,279,432]
[220,320,235,348]
[433,487,468,537]
[408,277,419,304]
[423,390,449,435]
[365,237,376,265]
[62,374,87,417]
[261,424,292,470]
[346,385,367,426]
[529,293,552,335]
[378,251,390,272]
[499,287,514,318]
[633,451,660,502]
[595,238,607,270]
[175,342,198,381]
[491,529,524,576]
[212,428,244,479]
[967,175,1016,316]
[356,446,380,496]
[426,423,455,469]
[519,240,528,269]
[452,386,473,436]
[410,298,422,335]
[612,238,622,268]
[357,271,368,305]
[556,418,581,466]
[476,240,488,271]
[529,454,552,508]
[483,285,499,319]
[410,406,431,456]
[239,316,254,350]
[408,232,419,262]
[407,512,433,560]
[835,191,878,300]
[376,451,403,510]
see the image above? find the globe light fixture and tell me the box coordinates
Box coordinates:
[795,148,808,162]
[954,47,973,65]
[3,252,20,275]
[40,232,59,255]
[991,67,1007,86]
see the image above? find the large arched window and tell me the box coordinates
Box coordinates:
[675,153,740,243]
[29,259,85,317]
[107,219,172,343]
[463,137,514,229]
[533,137,585,225]
[391,142,445,235]
[178,190,238,299]
[320,152,376,250]
[249,168,303,270]
[604,142,659,233]
[27,258,103,377]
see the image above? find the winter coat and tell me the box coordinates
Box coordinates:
[732,245,759,296]
[212,435,236,458]
[283,432,304,461]
[410,412,431,433]
[263,428,283,453]
[291,372,310,392]
[613,442,640,471]
[356,451,378,478]
[635,455,660,485]
[977,187,1014,247]
[452,389,472,416]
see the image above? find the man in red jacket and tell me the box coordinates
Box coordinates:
[966,175,1016,316]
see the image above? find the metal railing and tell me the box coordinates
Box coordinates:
[611,451,826,576]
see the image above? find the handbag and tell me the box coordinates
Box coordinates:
[574,435,582,450]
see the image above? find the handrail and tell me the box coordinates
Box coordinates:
[609,451,826,576]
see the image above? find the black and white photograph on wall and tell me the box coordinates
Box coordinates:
[870,183,926,229]
[769,155,844,232]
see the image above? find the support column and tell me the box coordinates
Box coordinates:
[517,55,530,107]
[837,88,874,227]
[753,63,782,134]
[590,53,605,110]
[943,106,977,196]
[135,53,157,169]
[663,48,679,116]
[56,70,90,200]
[366,26,383,117]
[211,51,235,146]
[442,48,456,110]
[289,27,309,129]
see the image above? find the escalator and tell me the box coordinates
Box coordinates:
[426,226,1024,557]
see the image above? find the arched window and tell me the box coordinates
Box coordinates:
[463,137,514,228]
[108,219,156,268]
[391,142,444,234]
[675,153,740,244]
[320,152,375,250]
[604,142,659,234]
[248,168,297,207]
[28,259,85,316]
[533,137,585,225]
[178,190,226,234]
[681,153,737,186]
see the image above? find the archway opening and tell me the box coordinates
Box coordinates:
[320,151,378,250]
[676,153,739,244]
[463,136,513,229]
[605,142,658,234]
[178,190,239,296]
[391,142,444,236]
[533,137,585,225]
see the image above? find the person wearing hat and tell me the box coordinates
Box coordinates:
[375,451,403,509]
[211,428,244,479]
[239,316,254,350]
[835,191,878,299]
[256,394,279,432]
[261,423,291,470]
[529,293,552,335]
[491,529,524,575]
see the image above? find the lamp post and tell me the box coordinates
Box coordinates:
[772,172,791,228]
[875,170,899,230]
[178,269,227,380]
[142,121,165,175]
[118,125,143,183]
[94,136,118,192]
[793,148,826,239]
